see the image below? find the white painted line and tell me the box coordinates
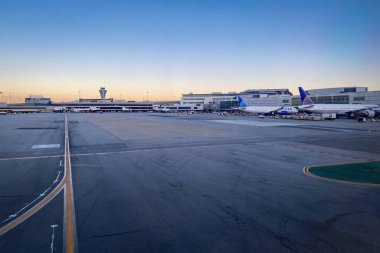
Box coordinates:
[0,171,65,236]
[0,155,61,161]
[208,120,303,127]
[50,224,58,253]
[32,144,60,149]
[0,170,62,224]
[53,171,62,184]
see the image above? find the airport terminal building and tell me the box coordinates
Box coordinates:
[181,87,380,111]
[51,87,153,112]
[25,96,52,105]
[2,86,379,114]
[292,87,380,106]
[181,89,293,111]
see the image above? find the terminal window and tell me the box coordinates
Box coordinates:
[333,95,349,104]
[313,96,329,104]
[344,87,357,93]
[353,97,365,101]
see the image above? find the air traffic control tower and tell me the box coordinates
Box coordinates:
[99,87,107,101]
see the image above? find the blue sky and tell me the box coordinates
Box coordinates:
[0,0,379,102]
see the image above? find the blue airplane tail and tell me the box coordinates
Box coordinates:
[298,86,314,105]
[237,96,248,108]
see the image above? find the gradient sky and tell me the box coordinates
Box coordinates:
[1,0,379,102]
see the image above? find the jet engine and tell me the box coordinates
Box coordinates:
[365,110,376,118]
[357,110,376,118]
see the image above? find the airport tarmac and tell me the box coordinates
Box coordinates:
[0,113,379,253]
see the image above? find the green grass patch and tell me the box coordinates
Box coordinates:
[308,161,380,185]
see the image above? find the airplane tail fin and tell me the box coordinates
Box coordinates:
[237,96,248,108]
[298,86,314,105]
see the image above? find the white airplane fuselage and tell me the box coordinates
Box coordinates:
[297,86,379,116]
[298,104,379,115]
[278,106,298,115]
[241,106,281,114]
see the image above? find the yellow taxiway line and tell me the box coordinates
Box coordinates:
[64,114,77,252]
[0,179,65,236]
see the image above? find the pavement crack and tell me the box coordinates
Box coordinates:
[323,212,354,228]
[92,228,150,238]
[92,225,168,238]
[315,235,339,252]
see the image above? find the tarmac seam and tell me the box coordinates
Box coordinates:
[70,142,257,157]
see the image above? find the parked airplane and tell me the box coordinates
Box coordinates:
[72,107,91,113]
[237,96,298,115]
[153,105,172,113]
[53,106,67,112]
[298,86,379,117]
[159,107,172,113]
[278,106,299,115]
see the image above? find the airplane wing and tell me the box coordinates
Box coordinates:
[297,104,313,109]
[256,107,282,114]
[268,107,282,113]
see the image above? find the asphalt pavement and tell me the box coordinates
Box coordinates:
[1,113,380,252]
[0,114,64,252]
